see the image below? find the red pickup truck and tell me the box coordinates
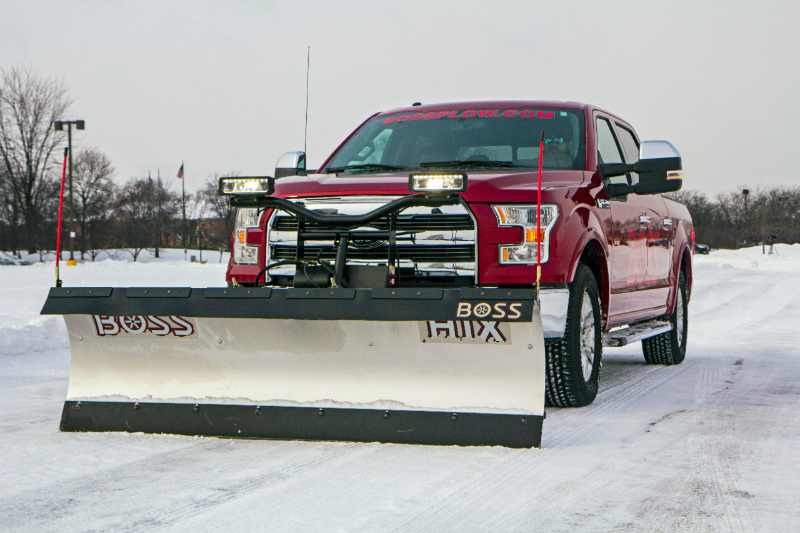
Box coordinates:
[226,100,693,409]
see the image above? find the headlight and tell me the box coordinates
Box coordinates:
[233,208,260,264]
[492,205,558,264]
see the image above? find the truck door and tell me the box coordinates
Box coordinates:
[596,116,663,321]
[613,122,671,313]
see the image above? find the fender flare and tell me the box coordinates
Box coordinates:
[666,216,693,314]
[566,219,611,326]
[667,245,693,314]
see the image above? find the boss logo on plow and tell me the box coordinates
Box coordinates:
[457,302,523,320]
[92,315,196,337]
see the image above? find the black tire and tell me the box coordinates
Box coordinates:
[642,272,688,365]
[545,263,603,408]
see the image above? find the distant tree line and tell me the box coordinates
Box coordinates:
[0,66,236,261]
[2,67,798,260]
[667,187,800,249]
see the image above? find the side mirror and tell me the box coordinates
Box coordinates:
[599,140,683,196]
[275,151,306,179]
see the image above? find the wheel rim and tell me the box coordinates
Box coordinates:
[675,290,685,346]
[580,292,596,382]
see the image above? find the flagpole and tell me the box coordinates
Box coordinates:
[182,160,187,261]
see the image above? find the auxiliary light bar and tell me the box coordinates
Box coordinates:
[408,173,468,194]
[219,176,275,196]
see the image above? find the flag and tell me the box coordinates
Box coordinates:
[177,163,184,179]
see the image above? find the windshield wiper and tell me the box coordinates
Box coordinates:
[419,160,529,169]
[324,164,410,174]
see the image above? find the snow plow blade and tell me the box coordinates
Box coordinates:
[42,286,545,448]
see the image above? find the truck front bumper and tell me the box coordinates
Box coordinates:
[540,287,569,339]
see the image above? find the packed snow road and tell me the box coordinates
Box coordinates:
[1,248,798,532]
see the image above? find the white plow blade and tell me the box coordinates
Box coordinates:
[63,315,545,416]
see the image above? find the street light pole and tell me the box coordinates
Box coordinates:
[54,119,85,263]
[742,188,750,246]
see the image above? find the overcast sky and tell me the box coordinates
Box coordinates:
[2,0,799,196]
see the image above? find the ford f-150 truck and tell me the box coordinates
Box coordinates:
[43,100,690,447]
[224,100,693,409]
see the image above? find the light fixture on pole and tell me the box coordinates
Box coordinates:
[54,119,85,264]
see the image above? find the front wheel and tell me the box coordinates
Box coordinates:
[544,263,603,408]
[642,272,688,365]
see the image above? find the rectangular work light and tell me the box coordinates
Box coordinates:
[218,176,275,196]
[408,173,468,194]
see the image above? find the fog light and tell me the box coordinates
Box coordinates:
[219,176,275,196]
[409,173,468,194]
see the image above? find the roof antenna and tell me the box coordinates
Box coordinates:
[304,46,310,155]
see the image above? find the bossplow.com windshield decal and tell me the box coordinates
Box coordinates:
[382,109,557,124]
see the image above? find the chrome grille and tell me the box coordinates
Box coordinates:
[271,244,474,262]
[266,196,476,280]
[272,214,473,233]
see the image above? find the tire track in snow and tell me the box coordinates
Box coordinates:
[689,274,771,318]
[0,438,367,532]
[484,358,734,532]
[119,442,370,533]
[391,362,694,532]
[187,443,432,532]
[546,361,693,447]
[630,361,761,531]
[624,266,800,531]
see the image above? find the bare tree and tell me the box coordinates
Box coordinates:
[116,177,153,261]
[150,175,180,258]
[116,176,179,261]
[0,165,17,252]
[667,186,800,249]
[0,67,70,253]
[198,173,237,248]
[73,147,116,259]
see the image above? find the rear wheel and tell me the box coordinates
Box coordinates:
[545,263,603,408]
[642,272,688,365]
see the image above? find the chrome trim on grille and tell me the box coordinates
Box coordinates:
[265,196,477,283]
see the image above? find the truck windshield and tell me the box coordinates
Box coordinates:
[324,107,584,173]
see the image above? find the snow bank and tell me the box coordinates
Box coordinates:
[10,248,230,264]
[0,316,68,357]
[694,243,800,273]
[0,257,227,358]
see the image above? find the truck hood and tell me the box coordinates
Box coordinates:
[273,170,586,203]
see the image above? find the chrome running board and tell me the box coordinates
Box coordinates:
[603,320,672,347]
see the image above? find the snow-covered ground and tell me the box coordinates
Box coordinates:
[1,246,798,531]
